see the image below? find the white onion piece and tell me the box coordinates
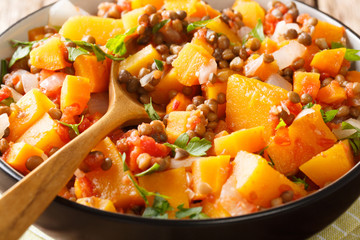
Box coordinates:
[332,128,356,140]
[237,26,252,40]
[271,21,301,42]
[49,0,89,27]
[74,169,85,178]
[273,41,306,70]
[20,71,39,93]
[0,113,10,139]
[169,157,201,169]
[265,74,293,91]
[1,85,23,102]
[40,73,66,93]
[88,92,109,115]
[198,59,217,84]
[294,108,315,121]
[244,55,263,77]
[345,118,360,130]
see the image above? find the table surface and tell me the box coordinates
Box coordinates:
[1,0,360,240]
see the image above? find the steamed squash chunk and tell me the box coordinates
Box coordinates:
[85,137,145,208]
[16,113,65,153]
[192,155,231,199]
[203,81,227,118]
[119,44,161,76]
[299,140,354,187]
[206,18,241,44]
[7,89,56,142]
[226,75,288,141]
[232,0,265,29]
[233,151,306,208]
[214,126,266,157]
[131,0,164,10]
[166,111,191,143]
[4,142,44,175]
[166,92,192,114]
[312,20,345,46]
[122,7,145,30]
[266,105,337,176]
[74,55,110,93]
[139,167,189,208]
[293,72,320,100]
[164,0,198,16]
[30,37,70,71]
[59,16,124,45]
[60,75,91,113]
[172,43,214,86]
[77,197,117,212]
[310,48,346,77]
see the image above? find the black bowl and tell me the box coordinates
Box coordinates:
[1,1,360,239]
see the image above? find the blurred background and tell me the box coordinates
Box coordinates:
[0,0,359,35]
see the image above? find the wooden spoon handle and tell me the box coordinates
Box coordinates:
[0,109,128,240]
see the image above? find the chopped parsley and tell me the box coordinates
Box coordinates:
[142,195,173,219]
[320,109,338,123]
[135,163,160,177]
[58,115,84,136]
[175,204,209,219]
[292,176,309,190]
[106,26,137,57]
[67,47,89,61]
[275,118,287,130]
[331,42,360,61]
[164,133,212,157]
[144,98,160,121]
[154,59,164,71]
[186,16,220,32]
[120,152,129,172]
[152,19,170,33]
[341,121,360,155]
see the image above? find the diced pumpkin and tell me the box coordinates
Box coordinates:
[7,89,56,142]
[122,7,145,30]
[259,37,279,54]
[214,126,266,157]
[164,0,198,16]
[226,74,288,141]
[266,105,337,175]
[299,140,354,188]
[312,20,345,46]
[316,80,347,105]
[3,142,44,175]
[244,54,279,81]
[86,137,145,208]
[60,75,91,113]
[310,48,346,77]
[16,113,65,153]
[139,167,189,209]
[29,37,70,71]
[203,81,227,118]
[233,151,307,208]
[346,71,360,83]
[172,43,213,86]
[202,197,231,218]
[28,26,45,41]
[232,0,265,29]
[131,0,164,9]
[120,44,161,76]
[206,18,241,45]
[191,35,214,55]
[191,155,231,199]
[150,68,184,104]
[293,72,320,100]
[191,1,221,18]
[303,44,320,71]
[166,92,192,114]
[59,16,124,45]
[77,197,117,212]
[165,111,191,143]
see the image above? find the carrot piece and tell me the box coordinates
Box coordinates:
[293,72,320,100]
[316,80,347,105]
[310,48,346,77]
[166,92,192,114]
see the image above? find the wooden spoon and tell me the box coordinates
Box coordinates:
[0,62,160,240]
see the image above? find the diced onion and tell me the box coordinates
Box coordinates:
[294,108,315,121]
[332,128,356,140]
[198,59,217,84]
[345,118,360,130]
[39,73,66,94]
[273,41,306,70]
[265,74,293,91]
[0,113,10,139]
[169,157,200,169]
[49,0,89,27]
[88,92,109,115]
[1,85,23,102]
[244,55,263,77]
[237,26,252,40]
[271,21,301,42]
[19,70,39,93]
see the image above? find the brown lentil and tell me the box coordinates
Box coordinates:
[0,106,11,116]
[217,92,226,104]
[0,138,9,154]
[287,91,300,104]
[208,72,216,84]
[26,155,44,171]
[218,60,229,69]
[204,131,215,141]
[315,38,328,50]
[137,25,146,35]
[198,104,210,116]
[284,29,298,40]
[107,6,121,19]
[212,48,223,61]
[229,57,244,71]
[149,13,160,27]
[174,148,189,160]
[144,4,157,15]
[218,35,230,50]
[176,10,187,20]
[118,70,132,84]
[353,82,360,95]
[64,41,76,48]
[207,111,218,122]
[206,30,217,44]
[263,54,274,63]
[48,147,59,157]
[153,32,164,45]
[280,190,294,203]
[350,107,360,118]
[169,10,179,20]
[186,130,197,139]
[335,74,346,85]
[297,32,312,46]
[170,44,182,55]
[82,35,96,44]
[300,93,313,105]
[239,47,249,60]
[48,107,62,120]
[166,55,177,65]
[292,58,305,70]
[156,44,169,55]
[283,67,294,77]
[249,38,261,51]
[137,153,152,170]
[284,114,295,125]
[186,104,197,111]
[193,96,205,106]
[139,94,151,104]
[194,123,206,136]
[271,197,283,207]
[288,8,299,21]
[339,66,348,76]
[336,106,350,118]
[222,49,235,61]
[101,157,113,171]
[322,78,332,87]
[206,99,218,113]
[182,86,193,96]
[126,78,140,93]
[150,120,165,133]
[172,19,183,32]
[207,121,218,129]
[308,17,318,26]
[31,65,41,74]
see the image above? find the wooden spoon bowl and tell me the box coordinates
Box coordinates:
[0,62,162,240]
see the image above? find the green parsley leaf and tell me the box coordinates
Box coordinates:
[257,146,269,156]
[275,118,286,130]
[135,163,160,177]
[154,59,164,71]
[302,102,315,109]
[1,97,14,107]
[186,16,220,32]
[67,47,89,62]
[185,137,212,156]
[152,19,170,34]
[106,26,137,57]
[174,133,189,149]
[268,155,275,168]
[292,176,309,190]
[340,121,360,155]
[120,152,129,172]
[331,42,360,61]
[144,98,160,121]
[11,39,37,47]
[127,174,169,205]
[348,139,360,156]
[248,19,265,42]
[69,39,123,61]
[320,109,338,123]
[58,115,84,136]
[142,195,173,219]
[9,45,31,67]
[175,204,209,219]
[1,59,8,81]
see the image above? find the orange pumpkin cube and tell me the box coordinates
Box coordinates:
[131,0,164,9]
[150,69,184,104]
[164,0,198,16]
[312,20,345,46]
[203,81,227,118]
[259,37,279,54]
[293,71,320,100]
[244,54,279,81]
[206,18,241,45]
[346,71,360,83]
[310,48,346,77]
[122,7,145,30]
[60,75,91,113]
[191,1,221,18]
[165,111,191,143]
[316,80,347,105]
[166,92,192,114]
[77,197,117,212]
[232,0,265,29]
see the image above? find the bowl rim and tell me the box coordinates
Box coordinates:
[1,0,360,227]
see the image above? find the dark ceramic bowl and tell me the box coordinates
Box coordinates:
[1,1,360,239]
